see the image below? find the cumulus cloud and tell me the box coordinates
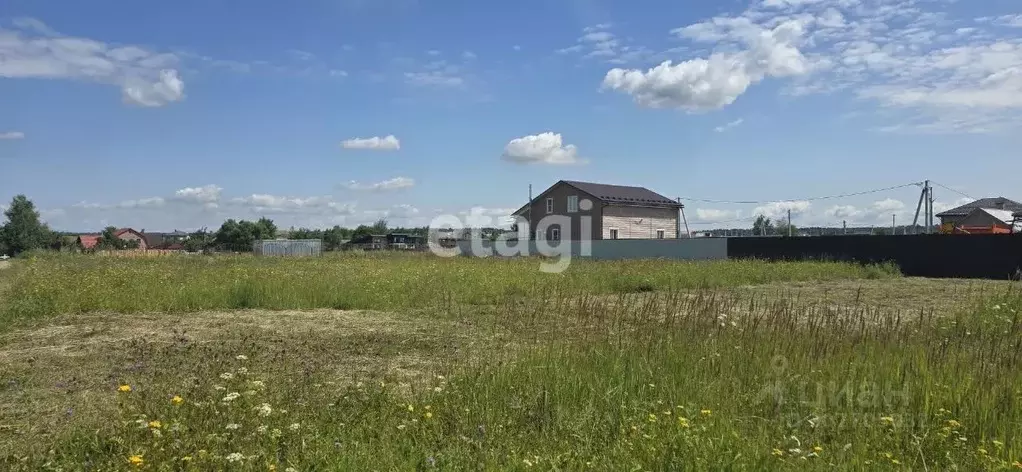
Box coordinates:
[607,0,1022,132]
[344,177,415,191]
[0,18,185,107]
[0,131,25,140]
[714,119,744,132]
[501,132,584,165]
[173,185,223,209]
[603,17,812,111]
[341,135,401,151]
[695,208,741,222]
[824,198,913,222]
[751,201,811,219]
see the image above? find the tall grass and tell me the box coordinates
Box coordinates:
[0,252,898,324]
[3,286,1019,470]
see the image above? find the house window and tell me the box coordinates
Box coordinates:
[567,195,579,213]
[609,228,619,240]
[535,229,544,241]
[551,227,560,241]
[546,197,554,214]
[656,229,665,239]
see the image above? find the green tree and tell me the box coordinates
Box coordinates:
[370,218,388,234]
[323,225,347,250]
[774,220,798,237]
[350,224,373,242]
[96,226,126,250]
[1,195,52,255]
[184,228,214,252]
[752,215,774,236]
[254,217,277,240]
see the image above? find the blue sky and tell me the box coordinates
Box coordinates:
[2,0,1021,232]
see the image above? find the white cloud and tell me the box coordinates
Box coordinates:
[344,177,416,191]
[501,132,584,165]
[751,201,811,219]
[825,204,861,219]
[932,197,974,215]
[0,131,25,140]
[556,24,652,65]
[0,19,185,107]
[173,185,223,206]
[604,17,812,111]
[870,198,905,213]
[341,135,401,151]
[824,198,912,223]
[714,118,744,132]
[229,194,355,215]
[459,207,516,228]
[695,208,741,222]
[402,56,468,88]
[614,0,1022,132]
[118,197,165,209]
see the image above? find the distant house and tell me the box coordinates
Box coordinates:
[143,230,188,250]
[347,232,427,250]
[511,180,683,240]
[937,197,1022,234]
[76,228,149,250]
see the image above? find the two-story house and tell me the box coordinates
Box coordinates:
[511,180,683,240]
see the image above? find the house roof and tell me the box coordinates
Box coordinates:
[971,208,1022,230]
[77,235,100,249]
[936,197,1022,217]
[513,180,681,216]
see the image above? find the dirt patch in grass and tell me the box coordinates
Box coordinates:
[0,308,484,454]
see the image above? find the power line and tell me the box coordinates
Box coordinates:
[678,182,923,205]
[930,181,975,201]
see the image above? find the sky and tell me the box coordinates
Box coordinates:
[2,0,1021,232]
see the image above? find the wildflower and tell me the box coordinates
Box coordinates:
[214,385,226,391]
[257,425,268,433]
[251,380,265,388]
[397,424,407,430]
[181,456,192,462]
[256,403,273,417]
[128,455,144,467]
[407,404,415,412]
[226,452,244,463]
[289,423,300,431]
[220,372,234,380]
[647,413,657,423]
[677,417,690,428]
[118,385,132,393]
[152,429,162,438]
[225,423,241,430]
[947,419,962,428]
[772,449,784,457]
[880,416,894,424]
[171,395,184,405]
[148,420,162,429]
[524,458,534,467]
[236,355,248,360]
[271,428,282,438]
[237,367,248,375]
[700,409,712,416]
[425,411,433,419]
[813,446,823,453]
[434,386,443,393]
[222,392,241,403]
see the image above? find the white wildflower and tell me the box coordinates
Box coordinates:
[251,380,265,388]
[222,392,241,403]
[219,372,234,380]
[226,452,244,463]
[236,367,248,375]
[289,423,300,431]
[256,403,273,417]
[236,355,248,360]
[225,423,241,430]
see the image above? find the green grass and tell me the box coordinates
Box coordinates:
[2,286,1020,470]
[0,252,899,325]
[6,253,1021,470]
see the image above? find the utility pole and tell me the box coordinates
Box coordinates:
[892,214,896,235]
[929,182,935,233]
[677,198,691,238]
[843,220,847,235]
[527,184,533,241]
[787,209,792,237]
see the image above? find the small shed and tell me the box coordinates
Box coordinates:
[253,239,323,257]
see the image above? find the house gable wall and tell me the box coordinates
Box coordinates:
[601,205,678,239]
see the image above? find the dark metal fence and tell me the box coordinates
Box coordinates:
[727,234,1022,279]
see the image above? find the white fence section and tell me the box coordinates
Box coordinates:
[253,239,323,257]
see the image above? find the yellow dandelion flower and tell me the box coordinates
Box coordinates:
[647,413,657,423]
[947,419,962,428]
[128,455,144,467]
[772,449,784,457]
[118,385,132,393]
[677,417,690,428]
[700,409,712,416]
[148,420,162,429]
[407,404,415,412]
[813,446,823,453]
[425,412,433,419]
[880,416,894,423]
[171,395,184,405]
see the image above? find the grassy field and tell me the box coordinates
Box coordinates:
[1,253,1021,470]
